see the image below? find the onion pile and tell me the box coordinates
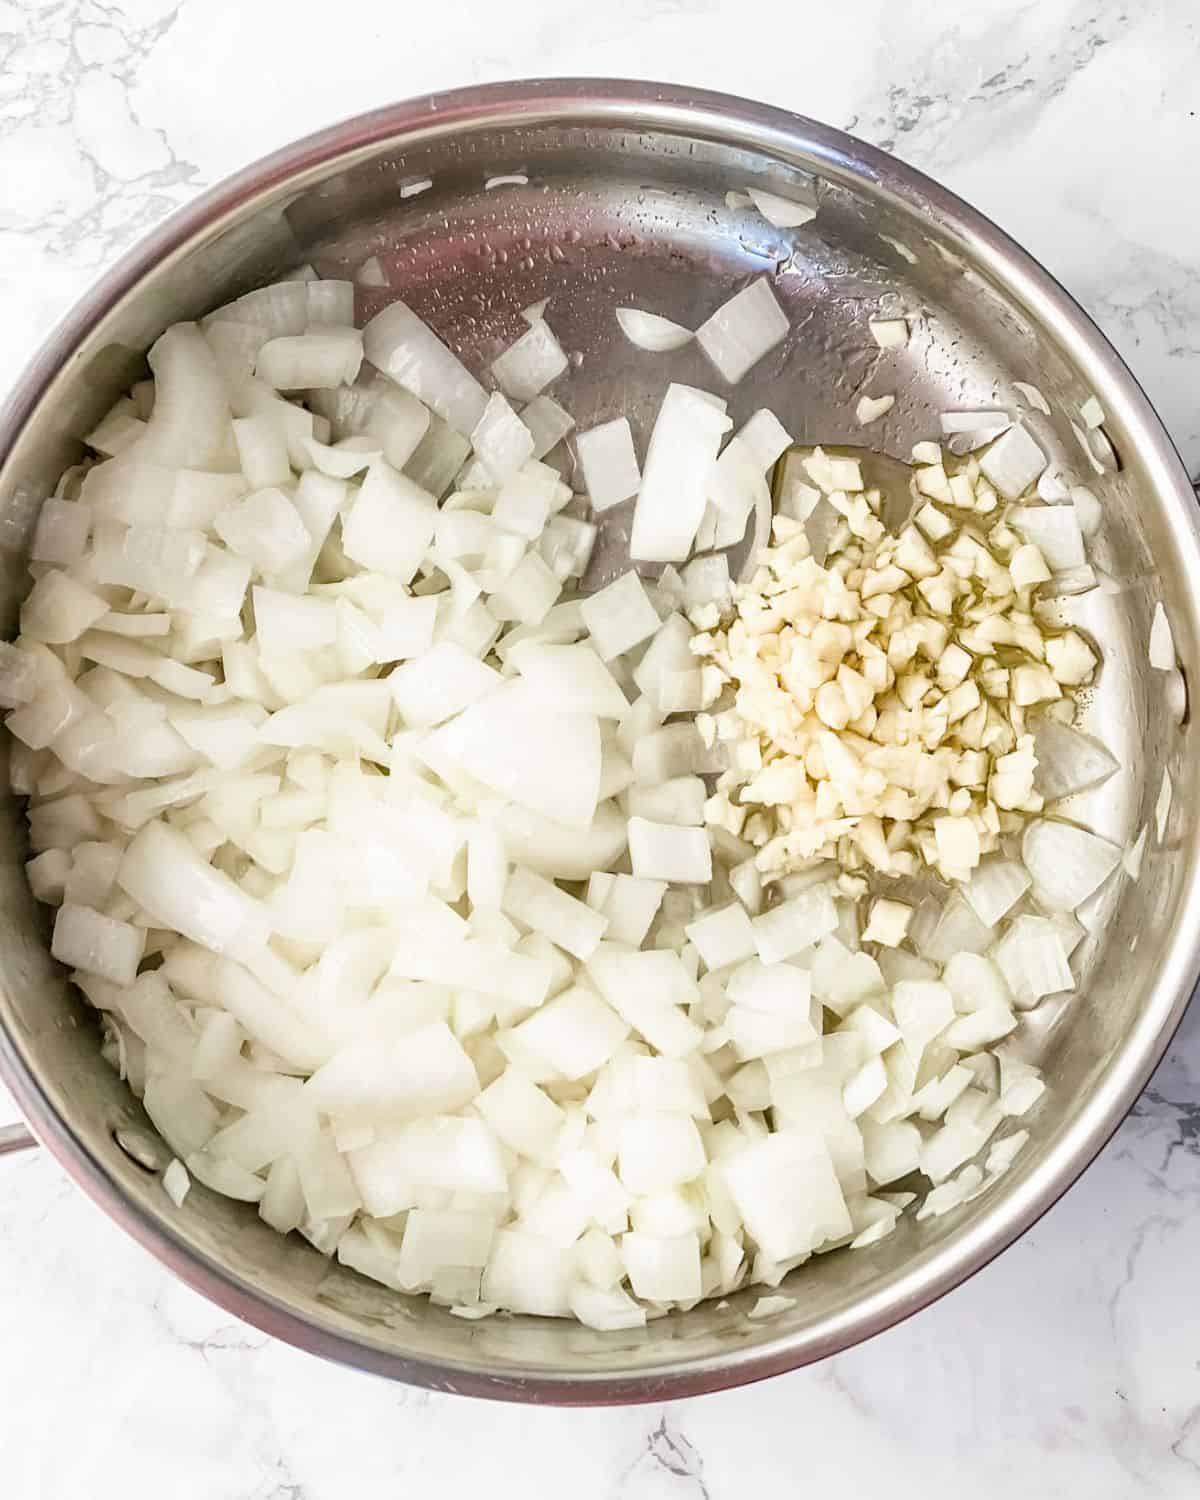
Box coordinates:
[5,267,1132,1327]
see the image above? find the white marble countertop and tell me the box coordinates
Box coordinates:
[2,1,1200,1494]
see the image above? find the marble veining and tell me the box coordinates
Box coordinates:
[1,1,1199,1494]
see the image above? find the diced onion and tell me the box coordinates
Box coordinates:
[11,270,1085,1329]
[491,321,568,404]
[979,425,1047,499]
[615,308,693,352]
[855,394,895,425]
[1030,717,1118,801]
[630,385,731,561]
[1021,819,1121,912]
[361,301,487,436]
[1013,381,1051,414]
[576,417,641,511]
[696,279,789,384]
[1148,602,1175,670]
[745,186,817,229]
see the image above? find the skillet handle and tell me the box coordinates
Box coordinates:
[0,1122,37,1156]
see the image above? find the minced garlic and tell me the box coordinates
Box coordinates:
[692,442,1096,885]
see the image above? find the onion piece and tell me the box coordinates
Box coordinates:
[519,395,575,460]
[31,498,90,566]
[491,321,568,404]
[745,186,817,229]
[576,417,640,511]
[510,641,628,719]
[921,894,994,966]
[879,234,919,264]
[855,394,895,425]
[303,436,380,478]
[140,322,236,471]
[502,867,608,962]
[430,679,601,830]
[615,308,693,352]
[1070,485,1102,536]
[627,818,712,885]
[962,859,1030,927]
[696,278,789,384]
[470,394,535,484]
[52,902,145,985]
[162,1158,190,1207]
[342,461,437,583]
[257,330,362,391]
[979,424,1047,499]
[117,821,272,962]
[1030,716,1118,801]
[1148,602,1175,670]
[389,642,501,728]
[307,1022,478,1124]
[1013,381,1051,414]
[708,409,790,521]
[1021,818,1121,912]
[1009,504,1085,570]
[718,1132,849,1261]
[361,301,488,436]
[868,318,908,349]
[1123,825,1148,879]
[992,916,1074,1005]
[1156,769,1172,843]
[630,385,731,562]
[1037,467,1070,502]
[494,801,627,881]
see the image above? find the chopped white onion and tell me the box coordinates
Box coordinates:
[162,1157,191,1207]
[576,417,641,511]
[855,394,895,425]
[1021,819,1121,913]
[963,859,1030,927]
[1123,826,1148,879]
[1030,717,1118,801]
[491,321,568,404]
[519,395,575,460]
[868,318,908,349]
[745,186,817,229]
[356,256,387,288]
[1156,769,1172,843]
[1009,504,1085,571]
[615,308,694,352]
[361,301,487,436]
[992,916,1074,1006]
[630,385,731,561]
[696,278,789,384]
[470,393,535,483]
[1148,603,1175,670]
[1012,381,1051,414]
[14,277,1078,1328]
[257,330,363,391]
[432,680,601,830]
[979,425,1047,500]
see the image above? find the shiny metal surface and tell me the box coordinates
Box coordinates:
[0,1122,36,1156]
[0,79,1196,1403]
